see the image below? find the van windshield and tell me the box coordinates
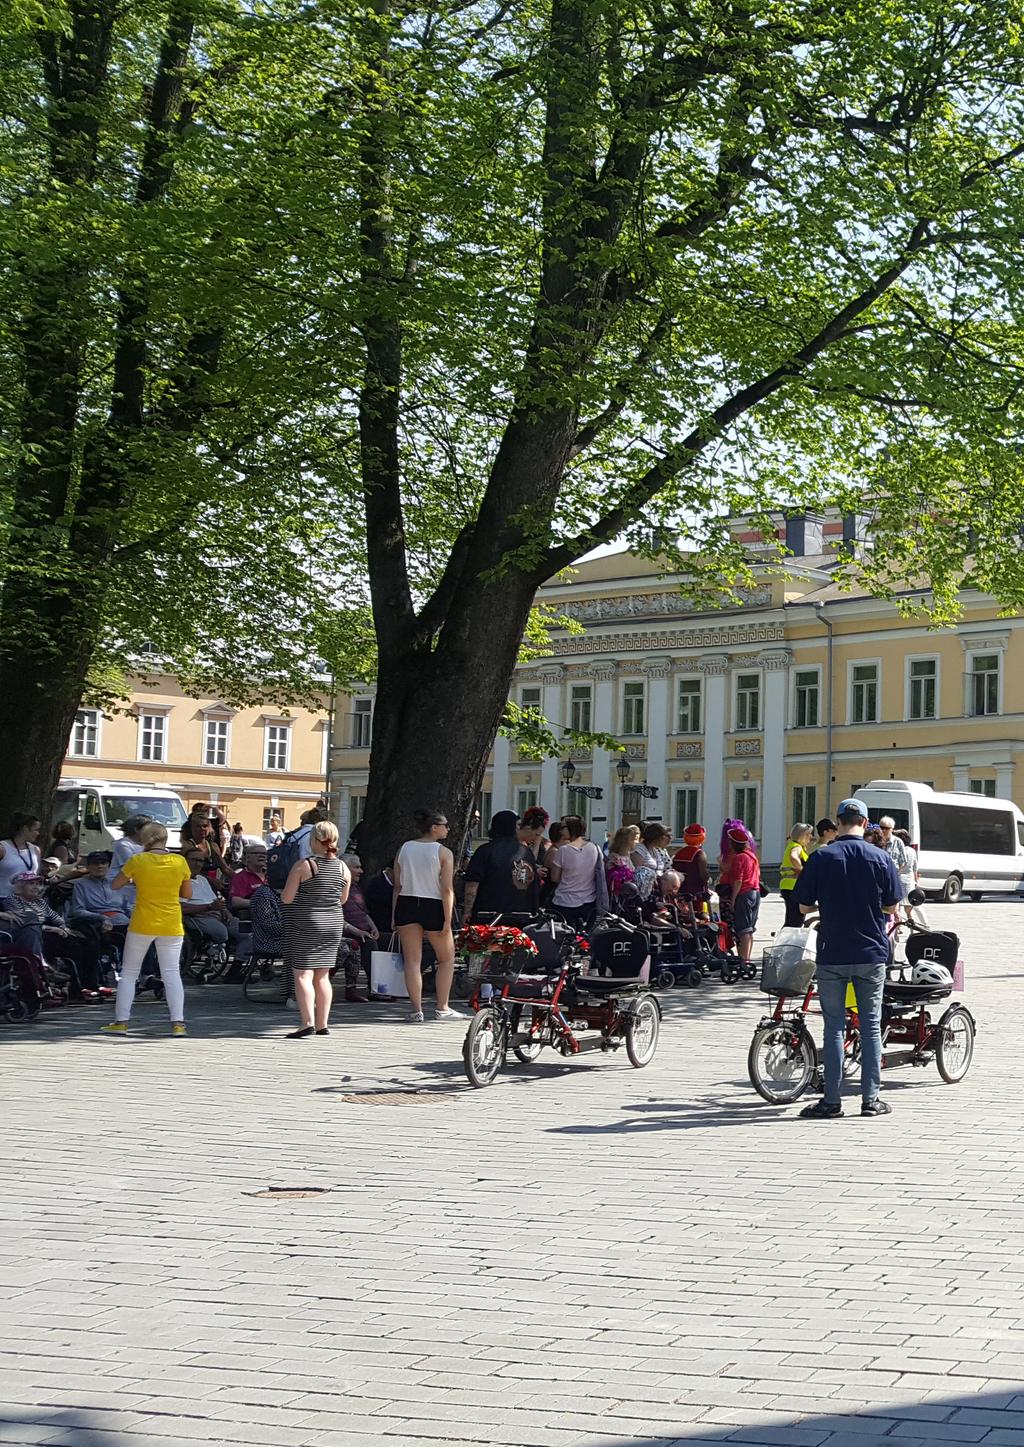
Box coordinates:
[102,795,187,829]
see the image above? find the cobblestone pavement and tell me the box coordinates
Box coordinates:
[2,898,1023,1447]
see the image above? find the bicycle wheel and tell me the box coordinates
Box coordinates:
[625,995,660,1068]
[936,1005,975,1083]
[463,1008,505,1088]
[748,1021,817,1104]
[509,1004,544,1063]
[243,956,289,1005]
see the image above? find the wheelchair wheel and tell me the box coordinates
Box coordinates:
[463,1008,505,1088]
[510,1004,543,1062]
[748,1022,817,1104]
[624,996,660,1068]
[936,1005,975,1083]
[243,956,289,1005]
[655,968,676,990]
[721,965,740,984]
[685,968,703,988]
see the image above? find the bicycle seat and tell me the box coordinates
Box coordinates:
[883,980,953,1006]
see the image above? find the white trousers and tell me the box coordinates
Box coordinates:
[116,932,186,1021]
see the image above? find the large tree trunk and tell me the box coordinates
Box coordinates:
[360,577,538,873]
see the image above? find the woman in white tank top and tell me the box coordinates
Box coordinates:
[393,809,459,1023]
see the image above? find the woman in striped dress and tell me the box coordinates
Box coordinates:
[280,821,350,1038]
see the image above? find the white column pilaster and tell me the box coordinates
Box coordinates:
[539,664,566,811]
[759,649,793,864]
[996,761,1015,799]
[951,764,970,792]
[588,662,618,831]
[642,658,672,823]
[490,733,511,813]
[698,655,729,837]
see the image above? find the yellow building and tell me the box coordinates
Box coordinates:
[64,676,329,836]
[331,515,1024,862]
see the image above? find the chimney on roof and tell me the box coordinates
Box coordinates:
[785,512,824,558]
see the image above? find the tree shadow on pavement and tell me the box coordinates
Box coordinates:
[3,1380,1024,1446]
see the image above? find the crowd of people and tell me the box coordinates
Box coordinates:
[0,793,928,1044]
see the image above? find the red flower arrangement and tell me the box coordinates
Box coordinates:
[574,935,590,953]
[455,923,539,957]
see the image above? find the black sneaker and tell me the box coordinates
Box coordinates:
[799,1099,844,1119]
[861,1097,892,1117]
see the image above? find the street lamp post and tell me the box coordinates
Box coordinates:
[616,754,658,817]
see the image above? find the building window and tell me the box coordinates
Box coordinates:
[673,786,701,839]
[264,723,291,771]
[850,663,878,724]
[792,785,817,825]
[908,658,937,720]
[621,681,645,735]
[262,806,285,832]
[70,709,100,759]
[794,669,820,728]
[476,791,493,832]
[565,788,591,829]
[732,784,759,838]
[516,787,538,815]
[569,684,592,734]
[520,685,541,712]
[677,679,702,734]
[970,653,1000,716]
[349,794,366,839]
[138,712,167,763]
[351,698,372,747]
[969,779,997,798]
[204,718,229,767]
[735,673,760,731]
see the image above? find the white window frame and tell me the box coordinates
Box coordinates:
[203,716,231,768]
[565,787,591,830]
[349,794,367,838]
[137,710,169,763]
[731,783,760,838]
[621,679,645,736]
[264,721,292,771]
[791,784,817,826]
[968,651,1001,718]
[676,677,702,734]
[519,684,542,712]
[672,784,702,839]
[569,683,593,734]
[792,665,821,729]
[70,708,102,759]
[848,659,881,726]
[351,698,373,748]
[735,671,761,732]
[969,779,997,797]
[516,786,539,815]
[905,654,940,722]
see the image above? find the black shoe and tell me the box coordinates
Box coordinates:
[861,1097,892,1116]
[315,1027,330,1036]
[799,1099,844,1119]
[286,1026,315,1039]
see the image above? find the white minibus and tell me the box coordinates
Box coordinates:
[856,779,1024,903]
[54,779,188,856]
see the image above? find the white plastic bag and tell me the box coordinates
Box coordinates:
[370,935,408,999]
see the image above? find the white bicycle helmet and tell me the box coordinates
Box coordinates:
[911,961,953,987]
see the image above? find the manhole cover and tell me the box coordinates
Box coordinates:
[339,1089,459,1104]
[244,1187,332,1200]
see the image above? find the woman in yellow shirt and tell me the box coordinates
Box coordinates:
[102,822,192,1036]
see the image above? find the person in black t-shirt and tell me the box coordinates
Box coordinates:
[463,811,539,920]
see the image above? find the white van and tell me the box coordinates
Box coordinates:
[856,779,1024,903]
[54,779,189,856]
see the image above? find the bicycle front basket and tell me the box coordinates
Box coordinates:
[760,950,816,997]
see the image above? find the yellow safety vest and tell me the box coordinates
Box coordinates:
[779,843,808,892]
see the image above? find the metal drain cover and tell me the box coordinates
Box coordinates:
[245,1186,332,1200]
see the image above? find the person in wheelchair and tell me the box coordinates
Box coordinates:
[182,849,240,956]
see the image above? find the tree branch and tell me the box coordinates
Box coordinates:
[570,311,671,456]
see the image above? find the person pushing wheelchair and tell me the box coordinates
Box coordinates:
[791,797,902,1119]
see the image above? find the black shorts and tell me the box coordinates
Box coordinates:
[394,895,446,932]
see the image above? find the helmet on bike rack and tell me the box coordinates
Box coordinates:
[910,960,953,987]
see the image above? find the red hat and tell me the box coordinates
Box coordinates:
[727,826,749,844]
[683,824,706,844]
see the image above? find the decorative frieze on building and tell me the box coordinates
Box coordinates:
[674,741,704,759]
[584,661,618,680]
[559,586,773,623]
[552,621,785,657]
[734,737,763,756]
[624,743,647,760]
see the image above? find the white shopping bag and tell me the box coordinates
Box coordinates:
[370,936,408,999]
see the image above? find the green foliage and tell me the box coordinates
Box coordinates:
[500,701,624,762]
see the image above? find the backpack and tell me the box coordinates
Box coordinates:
[266,826,308,891]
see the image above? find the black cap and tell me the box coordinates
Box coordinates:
[86,850,113,864]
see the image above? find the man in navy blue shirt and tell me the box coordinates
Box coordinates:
[791,798,902,1119]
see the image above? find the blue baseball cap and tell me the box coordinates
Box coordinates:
[836,798,868,820]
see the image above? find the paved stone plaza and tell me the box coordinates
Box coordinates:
[2,898,1023,1447]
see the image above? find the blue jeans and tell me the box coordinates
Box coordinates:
[816,960,886,1105]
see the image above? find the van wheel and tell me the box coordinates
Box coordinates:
[940,875,963,904]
